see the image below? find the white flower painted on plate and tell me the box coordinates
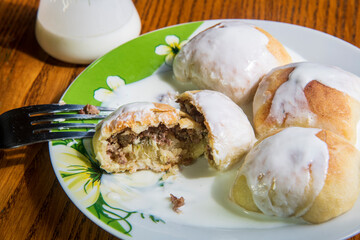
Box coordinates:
[52,141,165,234]
[54,144,101,207]
[53,144,119,208]
[155,35,188,66]
[94,76,125,103]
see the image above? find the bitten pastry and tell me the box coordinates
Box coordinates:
[177,90,256,170]
[253,62,360,143]
[173,21,292,106]
[230,127,360,223]
[93,102,206,173]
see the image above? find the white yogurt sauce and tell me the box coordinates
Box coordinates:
[103,102,156,122]
[173,21,283,105]
[101,68,198,109]
[186,90,256,168]
[239,127,329,217]
[98,102,158,134]
[100,157,301,228]
[268,62,360,124]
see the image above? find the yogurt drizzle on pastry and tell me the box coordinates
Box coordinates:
[267,62,360,124]
[239,127,329,217]
[98,102,177,134]
[184,90,255,169]
[174,21,283,105]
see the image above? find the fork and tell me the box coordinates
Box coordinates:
[0,104,114,149]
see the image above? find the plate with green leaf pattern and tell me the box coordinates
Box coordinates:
[49,20,360,240]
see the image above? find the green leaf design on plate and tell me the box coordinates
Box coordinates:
[53,138,166,237]
[149,214,165,224]
[87,194,136,236]
[61,21,203,106]
[88,194,165,236]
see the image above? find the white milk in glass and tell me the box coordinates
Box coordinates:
[35,0,141,64]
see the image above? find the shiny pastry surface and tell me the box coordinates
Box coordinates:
[253,62,360,143]
[173,21,292,106]
[177,90,256,170]
[230,127,360,223]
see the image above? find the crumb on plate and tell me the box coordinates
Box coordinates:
[170,194,185,213]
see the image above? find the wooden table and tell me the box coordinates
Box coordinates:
[0,0,359,239]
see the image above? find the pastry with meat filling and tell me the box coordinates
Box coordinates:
[253,62,360,144]
[93,102,206,173]
[173,21,292,106]
[230,127,360,223]
[177,90,256,170]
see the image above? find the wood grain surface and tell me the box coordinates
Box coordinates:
[0,0,359,239]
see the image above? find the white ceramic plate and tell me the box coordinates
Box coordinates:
[49,20,360,240]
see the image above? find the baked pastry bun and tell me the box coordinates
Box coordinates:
[253,62,360,144]
[93,102,206,173]
[173,21,292,106]
[177,90,256,170]
[230,127,360,223]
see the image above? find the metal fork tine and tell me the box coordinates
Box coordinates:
[0,104,115,148]
[29,131,96,144]
[30,114,108,123]
[31,123,97,132]
[19,104,113,114]
[23,104,84,114]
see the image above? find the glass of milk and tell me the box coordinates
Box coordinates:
[35,0,141,64]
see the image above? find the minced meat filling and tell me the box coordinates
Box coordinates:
[178,99,213,159]
[206,145,214,161]
[139,124,173,145]
[177,99,205,124]
[106,124,205,165]
[108,130,136,148]
[170,194,185,213]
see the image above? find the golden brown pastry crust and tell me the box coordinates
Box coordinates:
[302,130,360,223]
[253,65,360,144]
[173,21,292,106]
[93,102,205,173]
[98,102,180,137]
[255,27,292,66]
[230,129,360,223]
